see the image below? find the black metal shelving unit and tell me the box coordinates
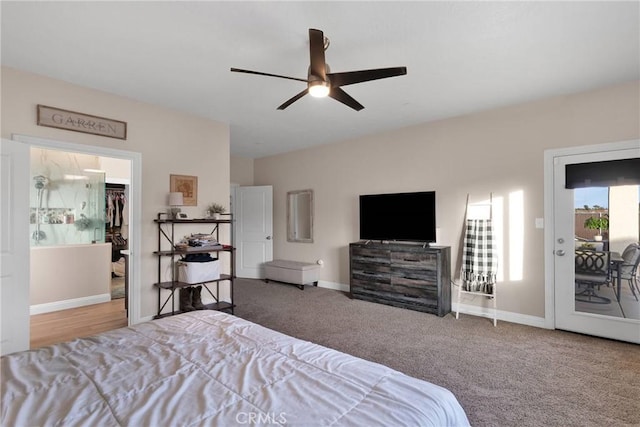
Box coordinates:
[153,214,235,319]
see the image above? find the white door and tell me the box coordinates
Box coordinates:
[0,139,30,355]
[235,186,273,278]
[552,143,640,343]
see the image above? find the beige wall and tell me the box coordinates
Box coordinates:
[254,81,640,319]
[101,156,131,182]
[2,66,230,319]
[231,155,254,185]
[31,244,111,306]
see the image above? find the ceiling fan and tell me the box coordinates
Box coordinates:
[230,28,407,111]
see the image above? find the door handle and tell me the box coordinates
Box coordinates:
[266,236,272,240]
[555,249,565,256]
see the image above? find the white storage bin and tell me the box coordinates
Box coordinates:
[177,259,220,284]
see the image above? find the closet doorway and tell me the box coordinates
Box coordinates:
[106,183,129,311]
[13,134,142,348]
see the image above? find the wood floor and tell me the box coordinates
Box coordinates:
[30,299,128,349]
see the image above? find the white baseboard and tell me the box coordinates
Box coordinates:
[317,280,350,293]
[138,282,545,330]
[30,293,112,315]
[318,282,546,328]
[452,302,547,328]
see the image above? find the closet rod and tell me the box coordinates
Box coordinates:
[106,183,126,190]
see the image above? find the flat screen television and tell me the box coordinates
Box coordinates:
[359,191,436,242]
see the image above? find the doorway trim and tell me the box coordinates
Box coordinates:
[13,134,142,326]
[543,139,640,330]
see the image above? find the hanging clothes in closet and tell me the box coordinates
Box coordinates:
[106,188,127,229]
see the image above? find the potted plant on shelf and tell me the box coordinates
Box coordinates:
[584,215,609,241]
[206,203,226,220]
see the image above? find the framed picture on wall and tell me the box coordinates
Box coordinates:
[170,174,198,206]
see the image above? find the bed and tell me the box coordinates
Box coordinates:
[1,311,470,426]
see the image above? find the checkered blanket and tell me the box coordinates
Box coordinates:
[461,219,498,293]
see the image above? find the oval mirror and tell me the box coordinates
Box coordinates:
[287,189,313,243]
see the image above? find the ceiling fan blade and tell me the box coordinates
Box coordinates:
[329,87,364,111]
[230,68,308,83]
[277,88,309,110]
[327,67,407,87]
[308,29,327,80]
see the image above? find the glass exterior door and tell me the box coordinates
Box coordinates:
[553,148,639,343]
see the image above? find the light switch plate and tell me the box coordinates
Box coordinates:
[535,218,544,229]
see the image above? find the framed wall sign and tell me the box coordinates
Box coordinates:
[37,104,127,140]
[170,174,198,206]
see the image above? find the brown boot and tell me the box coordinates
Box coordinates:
[179,288,195,312]
[192,285,206,310]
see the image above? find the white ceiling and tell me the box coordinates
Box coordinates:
[2,1,638,159]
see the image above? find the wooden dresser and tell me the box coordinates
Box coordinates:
[349,242,451,317]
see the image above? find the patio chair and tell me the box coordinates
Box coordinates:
[575,250,611,304]
[619,243,640,301]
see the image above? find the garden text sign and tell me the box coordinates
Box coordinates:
[37,105,127,140]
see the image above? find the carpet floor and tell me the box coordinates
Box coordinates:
[233,278,640,427]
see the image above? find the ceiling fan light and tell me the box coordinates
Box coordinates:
[308,81,330,98]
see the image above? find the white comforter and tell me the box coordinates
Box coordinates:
[1,311,469,426]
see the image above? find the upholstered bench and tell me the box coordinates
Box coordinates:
[264,260,320,290]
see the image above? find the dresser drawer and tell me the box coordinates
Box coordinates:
[351,269,390,285]
[351,286,439,314]
[351,279,394,294]
[351,246,390,266]
[390,251,437,269]
[390,268,438,284]
[389,277,438,299]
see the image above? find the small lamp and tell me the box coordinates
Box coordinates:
[168,192,184,219]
